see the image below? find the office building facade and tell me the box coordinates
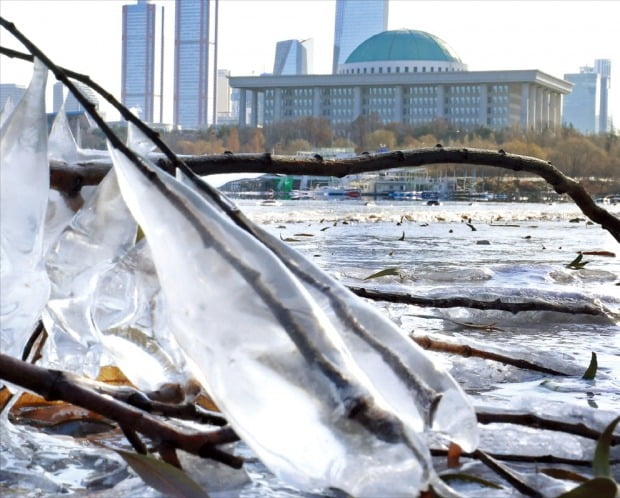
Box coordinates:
[563,70,600,134]
[174,0,210,129]
[232,30,571,132]
[273,39,311,76]
[0,84,26,112]
[121,0,157,122]
[595,59,611,133]
[332,0,388,74]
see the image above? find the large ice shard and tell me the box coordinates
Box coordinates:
[111,147,437,496]
[42,168,137,376]
[176,172,480,452]
[0,58,51,358]
[0,95,16,129]
[90,238,198,397]
[47,106,79,163]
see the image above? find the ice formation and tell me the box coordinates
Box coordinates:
[47,106,79,163]
[0,95,16,129]
[0,59,51,358]
[110,147,481,495]
[42,169,137,376]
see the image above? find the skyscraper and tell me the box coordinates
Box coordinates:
[121,0,157,122]
[273,39,311,75]
[563,59,612,134]
[174,0,210,129]
[595,59,611,133]
[332,0,388,74]
[563,69,600,134]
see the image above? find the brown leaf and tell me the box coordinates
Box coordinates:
[447,442,462,468]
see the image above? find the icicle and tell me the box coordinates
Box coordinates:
[0,58,51,358]
[111,146,437,496]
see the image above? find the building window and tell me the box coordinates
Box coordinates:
[414,67,418,73]
[371,68,374,74]
[404,67,409,73]
[378,67,383,73]
[396,66,400,73]
[430,67,434,72]
[387,67,391,73]
[422,67,426,72]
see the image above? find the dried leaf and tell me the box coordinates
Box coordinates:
[439,472,503,489]
[447,442,462,468]
[540,468,589,483]
[557,477,618,497]
[582,352,598,380]
[363,268,401,280]
[116,450,210,497]
[593,415,620,478]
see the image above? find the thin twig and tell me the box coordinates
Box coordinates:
[430,448,616,467]
[476,411,620,444]
[411,334,568,376]
[474,449,543,497]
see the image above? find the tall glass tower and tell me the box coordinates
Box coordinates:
[121,0,156,122]
[273,39,311,75]
[174,0,210,129]
[332,0,388,74]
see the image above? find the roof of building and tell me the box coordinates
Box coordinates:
[345,29,462,64]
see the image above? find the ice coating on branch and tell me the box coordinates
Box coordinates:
[42,169,137,376]
[111,148,435,496]
[176,171,480,452]
[47,106,79,163]
[0,59,51,358]
[91,239,197,396]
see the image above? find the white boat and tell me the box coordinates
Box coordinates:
[257,199,282,206]
[290,190,315,200]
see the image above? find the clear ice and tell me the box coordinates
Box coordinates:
[0,58,51,358]
[110,147,481,496]
[42,168,137,376]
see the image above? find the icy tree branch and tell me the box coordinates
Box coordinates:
[0,353,241,466]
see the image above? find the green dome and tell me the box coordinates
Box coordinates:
[345,29,462,64]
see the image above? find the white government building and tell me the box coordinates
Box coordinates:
[230,29,572,132]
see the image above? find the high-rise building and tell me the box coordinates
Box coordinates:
[563,59,612,134]
[273,39,312,75]
[332,0,388,74]
[595,59,611,133]
[174,0,210,129]
[122,0,157,122]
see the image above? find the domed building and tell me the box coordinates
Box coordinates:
[338,29,467,75]
[230,29,572,132]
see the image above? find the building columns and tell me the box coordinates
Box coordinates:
[238,89,247,127]
[250,90,258,127]
[479,84,488,127]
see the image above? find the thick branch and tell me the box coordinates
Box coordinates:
[0,353,241,466]
[349,286,608,316]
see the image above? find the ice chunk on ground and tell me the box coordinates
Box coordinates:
[0,58,51,358]
[112,147,436,496]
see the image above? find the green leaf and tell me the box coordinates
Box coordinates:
[582,352,598,380]
[363,268,401,280]
[540,468,589,483]
[557,477,618,497]
[116,450,209,497]
[593,415,620,478]
[439,472,503,489]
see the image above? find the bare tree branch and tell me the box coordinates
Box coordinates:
[348,286,609,316]
[411,335,569,376]
[0,353,242,467]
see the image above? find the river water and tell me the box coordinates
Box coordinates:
[1,200,619,497]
